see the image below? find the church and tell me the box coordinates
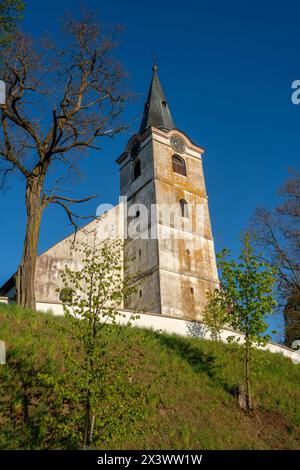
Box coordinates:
[0,66,219,321]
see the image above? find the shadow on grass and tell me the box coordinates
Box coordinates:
[146,331,236,396]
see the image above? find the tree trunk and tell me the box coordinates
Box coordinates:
[83,326,95,449]
[83,394,91,449]
[16,178,43,311]
[245,337,252,410]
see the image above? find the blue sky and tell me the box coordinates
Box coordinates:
[1,0,300,338]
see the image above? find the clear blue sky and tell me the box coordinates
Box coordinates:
[1,0,300,338]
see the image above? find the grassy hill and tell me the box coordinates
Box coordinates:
[0,304,300,450]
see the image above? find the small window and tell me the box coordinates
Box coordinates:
[59,288,73,304]
[180,199,188,217]
[133,160,141,180]
[139,290,143,298]
[186,249,191,255]
[190,287,194,295]
[172,155,186,176]
[138,249,142,257]
[131,139,141,160]
[135,210,140,218]
[162,100,167,107]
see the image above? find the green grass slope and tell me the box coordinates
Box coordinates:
[0,304,300,450]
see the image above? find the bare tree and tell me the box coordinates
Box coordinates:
[252,169,300,345]
[0,11,128,310]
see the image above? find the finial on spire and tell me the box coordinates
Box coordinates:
[151,52,158,72]
[139,61,175,134]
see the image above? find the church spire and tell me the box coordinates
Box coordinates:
[139,65,175,134]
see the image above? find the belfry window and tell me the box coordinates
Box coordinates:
[172,155,187,176]
[180,199,188,218]
[133,160,141,180]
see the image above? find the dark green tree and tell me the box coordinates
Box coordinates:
[253,170,300,346]
[284,291,300,348]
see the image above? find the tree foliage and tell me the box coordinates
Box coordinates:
[218,233,277,410]
[252,170,300,345]
[52,235,142,449]
[284,291,300,348]
[0,0,25,47]
[202,288,228,341]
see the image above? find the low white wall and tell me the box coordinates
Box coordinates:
[36,301,65,316]
[116,309,300,364]
[1,297,300,364]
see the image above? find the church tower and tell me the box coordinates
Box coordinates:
[117,66,218,320]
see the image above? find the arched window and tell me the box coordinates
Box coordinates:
[133,160,141,180]
[180,199,188,217]
[172,155,187,176]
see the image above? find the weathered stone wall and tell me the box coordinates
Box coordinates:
[117,127,219,319]
[34,205,122,303]
[153,128,219,319]
[119,133,162,313]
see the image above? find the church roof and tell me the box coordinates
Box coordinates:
[0,273,15,297]
[139,65,175,134]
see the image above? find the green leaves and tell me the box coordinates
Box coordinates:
[218,232,277,347]
[217,232,277,410]
[57,233,141,447]
[0,0,25,47]
[203,289,228,341]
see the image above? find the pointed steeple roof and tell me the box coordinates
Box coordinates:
[139,65,175,134]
